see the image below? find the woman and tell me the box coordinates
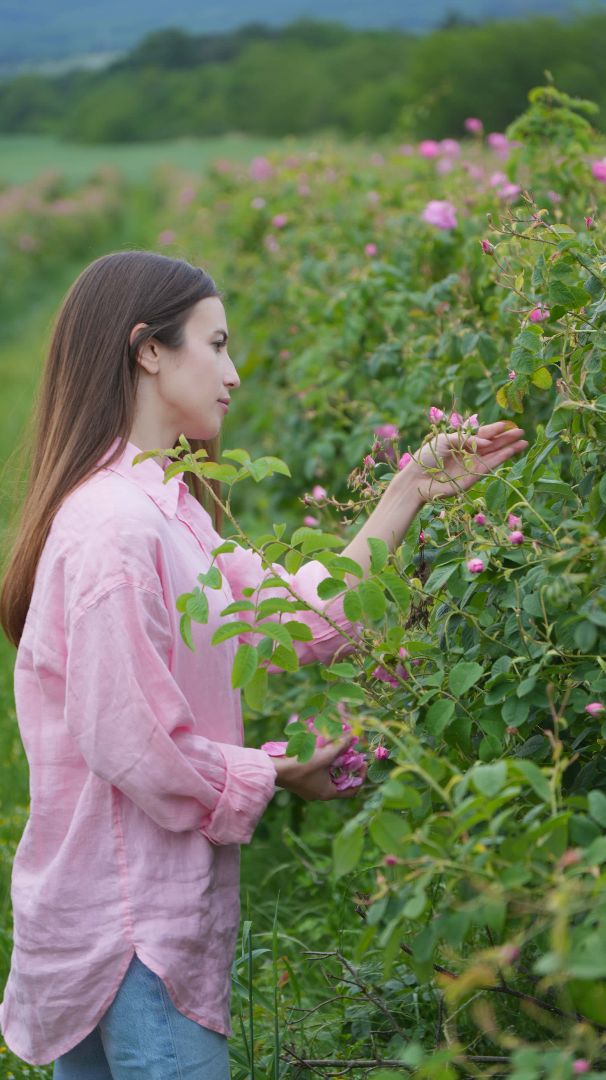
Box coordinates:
[0,251,527,1078]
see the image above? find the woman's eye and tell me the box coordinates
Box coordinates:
[213,342,225,352]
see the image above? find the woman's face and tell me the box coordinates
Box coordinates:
[133,296,240,447]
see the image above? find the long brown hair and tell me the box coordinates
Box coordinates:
[0,249,225,649]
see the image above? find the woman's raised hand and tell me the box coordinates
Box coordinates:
[271,736,366,801]
[407,421,528,502]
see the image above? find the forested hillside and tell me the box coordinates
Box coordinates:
[2,14,606,141]
[0,0,602,67]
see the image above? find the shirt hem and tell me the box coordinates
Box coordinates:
[0,947,136,1066]
[0,945,232,1065]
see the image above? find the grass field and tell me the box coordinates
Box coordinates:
[0,131,343,186]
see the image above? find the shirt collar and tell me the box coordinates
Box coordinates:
[99,438,189,519]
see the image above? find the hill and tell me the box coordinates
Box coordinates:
[0,0,604,70]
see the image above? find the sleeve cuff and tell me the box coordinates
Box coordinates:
[200,743,278,846]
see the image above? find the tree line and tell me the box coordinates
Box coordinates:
[1,13,606,142]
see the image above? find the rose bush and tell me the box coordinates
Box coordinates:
[137,83,606,1078]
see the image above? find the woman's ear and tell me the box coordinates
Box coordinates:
[129,322,159,373]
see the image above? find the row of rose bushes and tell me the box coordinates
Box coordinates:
[151,87,606,1077]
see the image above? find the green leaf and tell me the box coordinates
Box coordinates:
[424,561,458,594]
[243,665,268,711]
[197,566,222,590]
[255,598,299,618]
[232,644,258,688]
[368,537,389,573]
[316,577,347,600]
[323,554,364,579]
[284,620,314,642]
[220,600,256,616]
[588,789,606,828]
[425,698,455,737]
[221,448,251,465]
[210,541,237,556]
[379,570,411,613]
[180,612,195,652]
[270,644,299,673]
[186,589,209,623]
[357,580,386,621]
[531,366,553,389]
[254,620,295,648]
[448,661,483,697]
[369,810,410,854]
[333,821,364,878]
[252,455,291,478]
[511,760,551,803]
[546,280,590,309]
[326,682,366,703]
[286,729,316,762]
[472,761,507,797]
[284,549,304,574]
[300,533,347,555]
[211,620,252,645]
[325,661,357,679]
[196,462,239,483]
[343,589,363,622]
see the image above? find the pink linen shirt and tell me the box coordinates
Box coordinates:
[0,438,357,1066]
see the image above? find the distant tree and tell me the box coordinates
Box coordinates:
[437,8,479,29]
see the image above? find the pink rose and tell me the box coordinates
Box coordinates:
[591,159,606,183]
[364,242,378,256]
[418,139,440,158]
[374,423,399,439]
[398,452,412,470]
[421,200,457,230]
[489,171,507,188]
[585,216,594,229]
[467,558,485,573]
[374,746,390,760]
[473,513,487,526]
[465,414,479,429]
[498,182,521,202]
[312,485,327,500]
[364,455,376,468]
[509,530,524,545]
[508,370,517,380]
[487,132,509,154]
[439,138,460,156]
[464,117,483,134]
[384,854,398,866]
[585,702,604,716]
[372,666,399,687]
[157,229,176,246]
[449,411,464,428]
[272,213,288,228]
[303,515,319,527]
[528,305,549,323]
[573,1062,590,1075]
[249,156,274,181]
[481,239,494,254]
[261,741,288,756]
[508,514,522,528]
[429,406,445,423]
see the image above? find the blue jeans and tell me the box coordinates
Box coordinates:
[52,954,230,1079]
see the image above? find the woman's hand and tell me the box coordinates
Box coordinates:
[406,421,528,502]
[271,736,366,801]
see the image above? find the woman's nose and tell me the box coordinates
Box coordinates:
[225,356,240,390]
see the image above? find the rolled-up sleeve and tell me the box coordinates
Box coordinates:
[218,542,362,667]
[65,582,276,844]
